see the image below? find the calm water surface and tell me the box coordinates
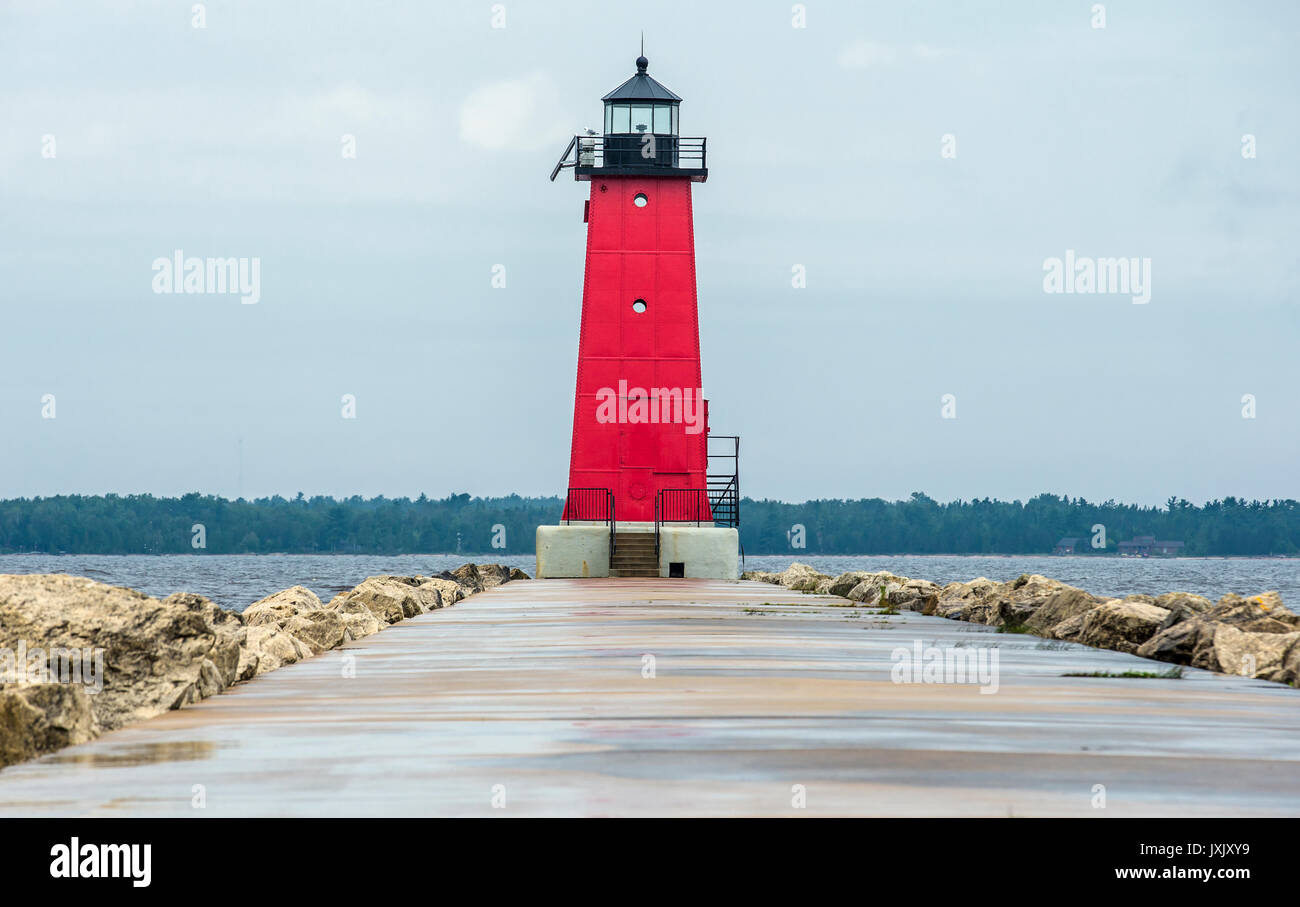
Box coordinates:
[0,553,1294,611]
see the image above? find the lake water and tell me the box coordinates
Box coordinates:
[0,553,1295,612]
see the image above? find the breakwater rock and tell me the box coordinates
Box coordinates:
[744,563,1299,686]
[0,564,527,767]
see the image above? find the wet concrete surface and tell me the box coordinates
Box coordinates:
[2,579,1298,817]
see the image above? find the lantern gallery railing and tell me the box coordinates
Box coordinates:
[562,487,616,557]
[550,135,708,182]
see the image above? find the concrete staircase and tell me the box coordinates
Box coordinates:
[610,532,659,577]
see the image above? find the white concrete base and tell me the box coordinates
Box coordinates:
[657,526,739,580]
[535,525,610,578]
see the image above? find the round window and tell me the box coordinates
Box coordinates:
[632,299,647,314]
[633,193,648,207]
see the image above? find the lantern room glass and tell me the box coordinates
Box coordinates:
[630,105,651,133]
[607,104,631,133]
[604,103,679,135]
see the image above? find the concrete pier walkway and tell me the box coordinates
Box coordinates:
[2,579,1298,817]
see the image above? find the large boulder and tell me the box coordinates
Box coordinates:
[1137,591,1300,681]
[1056,599,1171,654]
[237,624,315,679]
[414,577,465,608]
[0,683,94,767]
[279,611,347,655]
[1024,588,1103,635]
[331,576,444,625]
[447,564,485,595]
[243,586,343,655]
[842,575,942,612]
[893,579,943,613]
[475,564,512,589]
[826,571,871,598]
[1278,642,1300,686]
[933,574,1076,627]
[327,597,384,641]
[1136,618,1216,666]
[435,562,523,597]
[1202,592,1298,633]
[829,571,902,599]
[0,574,244,733]
[934,577,1003,621]
[777,563,831,592]
[740,570,783,584]
[1207,626,1300,682]
[846,578,902,607]
[1152,592,1213,630]
[990,574,1075,627]
[244,586,323,626]
[161,592,246,690]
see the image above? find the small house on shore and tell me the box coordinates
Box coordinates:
[1118,536,1185,557]
[1053,537,1082,554]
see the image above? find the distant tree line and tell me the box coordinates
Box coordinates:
[0,492,1295,556]
[742,493,1300,556]
[0,493,560,555]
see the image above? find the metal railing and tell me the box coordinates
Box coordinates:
[654,487,713,560]
[563,487,615,557]
[551,135,707,181]
[657,488,712,525]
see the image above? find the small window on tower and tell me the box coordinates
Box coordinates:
[632,299,647,314]
[633,193,648,207]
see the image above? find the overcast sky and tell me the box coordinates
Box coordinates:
[1,0,1297,506]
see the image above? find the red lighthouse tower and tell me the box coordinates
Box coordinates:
[539,53,739,580]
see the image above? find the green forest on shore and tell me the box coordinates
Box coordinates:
[0,492,1296,556]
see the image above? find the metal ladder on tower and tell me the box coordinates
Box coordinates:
[707,435,740,529]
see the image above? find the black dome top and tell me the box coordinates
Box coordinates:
[602,56,681,103]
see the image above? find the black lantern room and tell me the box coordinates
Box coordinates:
[602,54,681,137]
[550,54,707,182]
